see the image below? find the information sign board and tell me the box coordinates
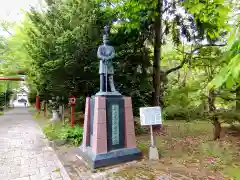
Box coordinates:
[139,106,162,126]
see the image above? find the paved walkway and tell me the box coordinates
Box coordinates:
[0,108,71,180]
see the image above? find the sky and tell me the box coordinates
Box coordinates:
[0,0,41,22]
[0,0,43,36]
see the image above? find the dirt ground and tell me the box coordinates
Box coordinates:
[32,109,240,180]
[54,122,240,180]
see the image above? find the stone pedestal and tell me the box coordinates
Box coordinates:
[77,95,141,169]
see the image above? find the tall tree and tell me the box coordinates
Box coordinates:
[102,0,230,107]
[20,0,105,99]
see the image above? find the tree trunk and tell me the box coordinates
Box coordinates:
[152,0,163,133]
[208,89,221,140]
[236,86,240,111]
[213,116,221,140]
[152,0,163,107]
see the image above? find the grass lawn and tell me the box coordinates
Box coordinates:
[30,107,240,179]
[111,120,240,180]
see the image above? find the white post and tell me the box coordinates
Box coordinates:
[149,125,159,160]
[150,125,155,147]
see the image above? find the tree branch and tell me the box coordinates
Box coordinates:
[162,0,183,14]
[1,27,12,36]
[165,57,188,75]
[164,43,227,75]
[218,96,240,101]
[162,4,172,14]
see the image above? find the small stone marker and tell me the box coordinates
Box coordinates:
[140,106,162,160]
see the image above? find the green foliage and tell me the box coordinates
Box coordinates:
[163,79,205,120]
[209,11,240,88]
[34,112,40,118]
[198,140,236,171]
[210,43,240,89]
[43,123,83,146]
[134,119,147,135]
[59,124,83,146]
[28,107,36,114]
[183,0,230,40]
[10,0,105,99]
[43,123,60,140]
[28,89,37,104]
[199,141,234,161]
[224,167,240,180]
[214,110,240,124]
[0,90,13,107]
[2,0,240,133]
[74,97,85,112]
[137,142,148,155]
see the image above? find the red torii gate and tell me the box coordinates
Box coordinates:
[0,75,40,111]
[0,77,24,81]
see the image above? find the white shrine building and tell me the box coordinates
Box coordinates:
[12,81,29,107]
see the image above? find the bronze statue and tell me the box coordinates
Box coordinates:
[97,25,120,95]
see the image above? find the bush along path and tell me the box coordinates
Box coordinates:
[43,122,83,147]
[0,108,71,180]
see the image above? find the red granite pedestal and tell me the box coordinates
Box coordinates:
[77,95,141,169]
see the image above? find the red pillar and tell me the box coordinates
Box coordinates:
[71,105,75,127]
[44,101,47,117]
[36,95,40,111]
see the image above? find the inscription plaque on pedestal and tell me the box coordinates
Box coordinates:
[111,104,120,145]
[106,97,125,151]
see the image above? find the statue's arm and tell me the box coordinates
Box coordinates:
[109,47,115,59]
[97,47,101,59]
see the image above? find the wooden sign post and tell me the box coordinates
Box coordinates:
[140,106,162,160]
[69,96,76,127]
[36,95,40,112]
[44,100,47,118]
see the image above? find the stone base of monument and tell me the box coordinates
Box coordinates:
[77,146,141,169]
[50,110,60,122]
[77,95,141,169]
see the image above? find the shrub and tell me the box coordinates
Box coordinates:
[35,112,40,118]
[137,142,148,155]
[43,123,59,140]
[134,118,148,135]
[74,97,85,112]
[74,112,84,126]
[59,124,83,146]
[28,89,37,104]
[43,122,83,146]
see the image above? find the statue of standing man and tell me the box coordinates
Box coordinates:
[96,25,121,96]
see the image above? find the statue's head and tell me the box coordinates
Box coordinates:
[104,25,110,35]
